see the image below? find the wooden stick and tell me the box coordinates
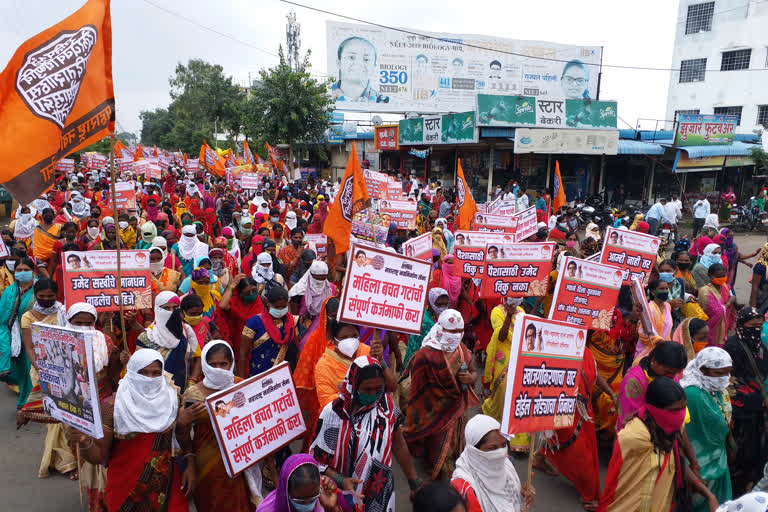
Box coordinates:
[76,445,84,507]
[108,134,129,353]
[524,433,536,512]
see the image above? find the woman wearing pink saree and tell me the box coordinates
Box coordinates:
[633,279,674,365]
[698,262,735,348]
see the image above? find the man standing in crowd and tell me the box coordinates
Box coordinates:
[692,196,710,237]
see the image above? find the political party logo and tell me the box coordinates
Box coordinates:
[553,173,562,198]
[15,25,98,128]
[456,177,466,207]
[339,175,354,221]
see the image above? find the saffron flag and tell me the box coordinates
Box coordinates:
[265,141,280,170]
[456,159,478,231]
[323,143,370,254]
[199,141,225,177]
[243,140,254,165]
[113,139,133,160]
[0,0,114,204]
[553,160,566,214]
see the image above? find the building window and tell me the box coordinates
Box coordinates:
[721,49,752,71]
[675,109,700,122]
[758,105,768,128]
[679,59,707,82]
[713,106,743,125]
[685,2,715,34]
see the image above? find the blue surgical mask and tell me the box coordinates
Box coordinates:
[270,216,280,223]
[289,498,318,512]
[701,254,721,268]
[14,270,33,283]
[658,272,675,283]
[269,306,289,318]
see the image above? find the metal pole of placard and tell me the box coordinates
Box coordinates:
[109,134,129,352]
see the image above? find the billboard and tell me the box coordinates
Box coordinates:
[326,21,602,113]
[477,95,617,130]
[674,114,737,146]
[514,128,618,155]
[398,112,477,145]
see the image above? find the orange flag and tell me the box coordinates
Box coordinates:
[199,141,225,177]
[113,139,133,160]
[553,160,566,214]
[323,143,370,254]
[0,0,114,204]
[243,140,254,165]
[456,159,478,230]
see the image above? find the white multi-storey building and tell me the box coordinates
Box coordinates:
[665,0,768,133]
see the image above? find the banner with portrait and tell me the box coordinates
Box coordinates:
[378,199,417,230]
[113,181,136,211]
[402,232,433,261]
[600,227,660,286]
[479,243,555,298]
[338,243,430,335]
[548,256,622,330]
[500,314,587,435]
[453,230,507,279]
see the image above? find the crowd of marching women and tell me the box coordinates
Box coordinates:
[4,160,768,512]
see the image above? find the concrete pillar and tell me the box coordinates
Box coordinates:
[598,155,606,196]
[647,159,656,203]
[546,155,552,188]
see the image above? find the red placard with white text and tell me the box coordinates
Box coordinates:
[304,234,328,258]
[479,243,555,298]
[600,227,660,286]
[56,158,75,173]
[379,199,417,230]
[453,230,510,278]
[114,182,136,211]
[501,314,587,435]
[548,256,622,330]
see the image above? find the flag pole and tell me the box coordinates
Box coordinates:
[108,134,129,353]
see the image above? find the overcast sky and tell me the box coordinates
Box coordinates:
[0,0,682,136]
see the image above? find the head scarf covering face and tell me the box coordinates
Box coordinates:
[428,287,449,315]
[679,347,733,393]
[65,303,109,373]
[422,309,465,352]
[146,291,182,349]
[151,235,168,250]
[440,255,462,304]
[736,306,763,351]
[69,191,91,218]
[140,221,157,244]
[703,213,719,230]
[201,340,235,390]
[452,414,523,512]
[284,211,297,230]
[700,243,722,269]
[288,260,331,316]
[13,207,37,238]
[178,224,208,261]
[113,349,178,435]
[252,252,275,283]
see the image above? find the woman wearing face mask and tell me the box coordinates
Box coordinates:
[680,347,734,510]
[724,306,768,495]
[219,275,263,364]
[673,317,711,360]
[80,218,101,248]
[403,288,449,372]
[31,208,62,266]
[178,341,254,510]
[279,228,308,280]
[180,294,217,350]
[149,246,181,294]
[673,251,698,296]
[0,257,37,405]
[221,226,241,265]
[137,221,157,250]
[699,263,734,348]
[12,205,37,246]
[440,255,462,308]
[211,240,238,280]
[252,251,287,297]
[187,267,222,319]
[617,341,687,430]
[658,259,685,321]
[136,291,201,391]
[632,279,674,364]
[67,191,91,221]
[179,256,220,294]
[72,349,197,512]
[88,223,122,251]
[256,453,350,512]
[311,356,420,511]
[405,310,479,480]
[151,236,182,273]
[451,415,535,512]
[174,225,210,278]
[432,227,448,259]
[240,286,297,378]
[564,232,580,253]
[692,243,723,289]
[289,260,335,331]
[599,376,719,512]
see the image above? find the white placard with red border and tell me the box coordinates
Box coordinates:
[600,227,660,286]
[204,362,305,477]
[304,234,328,258]
[453,230,512,278]
[402,232,433,261]
[240,172,260,190]
[512,207,538,242]
[479,242,555,298]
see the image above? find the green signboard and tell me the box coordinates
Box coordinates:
[399,118,423,145]
[565,100,618,129]
[477,95,536,127]
[674,114,737,146]
[442,112,476,144]
[399,112,477,145]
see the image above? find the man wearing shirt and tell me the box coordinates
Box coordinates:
[692,197,710,238]
[664,194,683,232]
[645,198,670,236]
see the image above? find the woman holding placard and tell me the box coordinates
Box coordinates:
[178,340,253,511]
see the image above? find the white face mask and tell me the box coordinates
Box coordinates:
[702,374,730,391]
[6,261,15,271]
[150,260,165,274]
[127,372,164,398]
[309,275,326,292]
[336,337,360,358]
[87,226,99,237]
[440,331,464,351]
[118,221,129,229]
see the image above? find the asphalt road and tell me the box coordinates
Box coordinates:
[3,231,765,511]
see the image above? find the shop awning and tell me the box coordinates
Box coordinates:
[677,141,757,158]
[617,140,665,155]
[480,127,516,138]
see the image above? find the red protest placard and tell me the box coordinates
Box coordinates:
[304,234,328,258]
[548,256,622,330]
[62,250,152,312]
[55,158,75,173]
[240,172,260,190]
[600,227,660,286]
[146,164,161,180]
[114,182,136,211]
[116,158,133,173]
[363,169,388,199]
[453,231,508,278]
[512,206,538,242]
[379,199,417,230]
[386,183,403,200]
[205,362,305,477]
[132,160,148,176]
[402,232,433,261]
[501,314,587,435]
[479,243,555,298]
[375,125,399,150]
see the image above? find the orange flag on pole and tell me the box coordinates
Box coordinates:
[113,139,133,160]
[199,141,225,177]
[456,159,478,231]
[0,0,114,204]
[553,160,566,214]
[323,143,370,254]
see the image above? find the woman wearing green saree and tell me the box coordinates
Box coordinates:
[0,257,37,409]
[680,346,734,510]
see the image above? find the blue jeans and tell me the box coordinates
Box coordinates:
[647,217,659,236]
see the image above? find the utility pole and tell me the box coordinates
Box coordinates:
[286,9,301,72]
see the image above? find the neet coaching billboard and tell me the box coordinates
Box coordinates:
[326,21,602,113]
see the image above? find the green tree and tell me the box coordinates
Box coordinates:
[244,46,334,170]
[751,147,768,174]
[139,108,173,146]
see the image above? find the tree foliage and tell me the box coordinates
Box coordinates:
[244,46,334,157]
[751,147,768,173]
